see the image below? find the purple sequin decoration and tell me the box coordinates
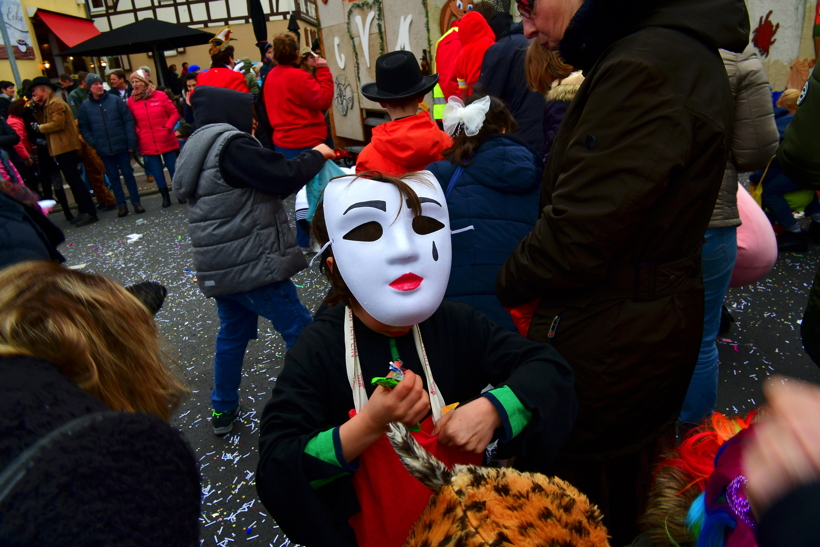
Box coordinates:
[726,475,758,530]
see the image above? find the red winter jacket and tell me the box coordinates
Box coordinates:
[355,112,452,176]
[265,65,334,149]
[197,67,250,93]
[6,114,32,160]
[456,12,495,97]
[434,21,461,100]
[128,91,181,156]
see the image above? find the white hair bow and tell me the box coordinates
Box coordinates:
[442,95,491,137]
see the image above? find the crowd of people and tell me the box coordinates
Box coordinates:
[2,0,820,545]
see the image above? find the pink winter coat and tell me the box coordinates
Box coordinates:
[127,91,180,156]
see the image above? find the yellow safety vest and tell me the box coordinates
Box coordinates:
[432,26,459,120]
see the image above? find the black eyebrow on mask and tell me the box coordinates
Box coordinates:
[407,197,442,208]
[343,200,387,214]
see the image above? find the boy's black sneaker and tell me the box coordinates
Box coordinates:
[808,221,820,244]
[212,405,241,436]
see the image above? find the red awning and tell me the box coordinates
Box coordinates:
[38,10,101,49]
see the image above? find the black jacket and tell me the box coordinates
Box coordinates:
[0,116,20,152]
[758,483,820,546]
[478,23,546,152]
[778,67,820,365]
[0,356,201,546]
[0,192,64,269]
[108,84,132,102]
[257,301,577,546]
[497,0,748,457]
[0,95,10,119]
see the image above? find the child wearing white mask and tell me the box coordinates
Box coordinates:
[257,171,577,547]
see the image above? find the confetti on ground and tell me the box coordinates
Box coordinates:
[52,178,820,545]
[55,193,323,546]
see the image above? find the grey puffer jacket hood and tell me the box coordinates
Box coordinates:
[711,45,779,228]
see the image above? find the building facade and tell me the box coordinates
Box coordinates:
[87,0,318,77]
[0,0,99,83]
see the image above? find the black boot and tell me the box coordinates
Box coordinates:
[159,188,171,208]
[777,230,809,253]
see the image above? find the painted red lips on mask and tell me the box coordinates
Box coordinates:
[389,273,424,291]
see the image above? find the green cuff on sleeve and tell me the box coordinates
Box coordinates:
[305,428,341,467]
[485,385,532,441]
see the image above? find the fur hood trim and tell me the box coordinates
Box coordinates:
[547,83,581,102]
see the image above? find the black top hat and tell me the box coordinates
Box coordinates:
[360,51,438,102]
[30,76,61,90]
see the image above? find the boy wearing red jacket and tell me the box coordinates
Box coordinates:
[355,51,451,176]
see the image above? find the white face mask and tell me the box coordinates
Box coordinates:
[323,172,452,327]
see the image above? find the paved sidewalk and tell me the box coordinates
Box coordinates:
[52,159,172,213]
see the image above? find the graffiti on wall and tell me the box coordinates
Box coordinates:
[335,74,354,115]
[752,10,780,58]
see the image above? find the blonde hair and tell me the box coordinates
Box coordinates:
[525,40,573,95]
[776,89,800,112]
[0,261,188,420]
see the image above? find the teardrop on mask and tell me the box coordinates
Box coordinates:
[432,241,439,261]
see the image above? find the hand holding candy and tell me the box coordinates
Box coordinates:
[433,397,501,454]
[339,368,429,462]
[371,361,405,389]
[360,368,430,431]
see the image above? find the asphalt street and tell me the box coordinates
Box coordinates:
[51,190,820,547]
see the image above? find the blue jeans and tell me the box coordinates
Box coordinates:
[143,150,178,189]
[211,280,312,412]
[680,226,738,423]
[761,171,820,228]
[100,151,140,206]
[275,145,314,246]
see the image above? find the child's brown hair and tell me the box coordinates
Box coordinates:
[441,95,517,167]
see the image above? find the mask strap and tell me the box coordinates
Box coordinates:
[451,226,474,235]
[308,239,333,268]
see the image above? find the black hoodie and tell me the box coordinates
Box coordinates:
[188,86,324,197]
[560,0,750,71]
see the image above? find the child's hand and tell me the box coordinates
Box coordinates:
[315,57,328,69]
[360,369,430,432]
[433,397,501,454]
[312,143,336,160]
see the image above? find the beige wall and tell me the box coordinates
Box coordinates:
[124,20,316,81]
[0,0,89,82]
[748,0,817,90]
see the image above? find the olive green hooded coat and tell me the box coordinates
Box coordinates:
[779,67,820,364]
[497,0,750,460]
